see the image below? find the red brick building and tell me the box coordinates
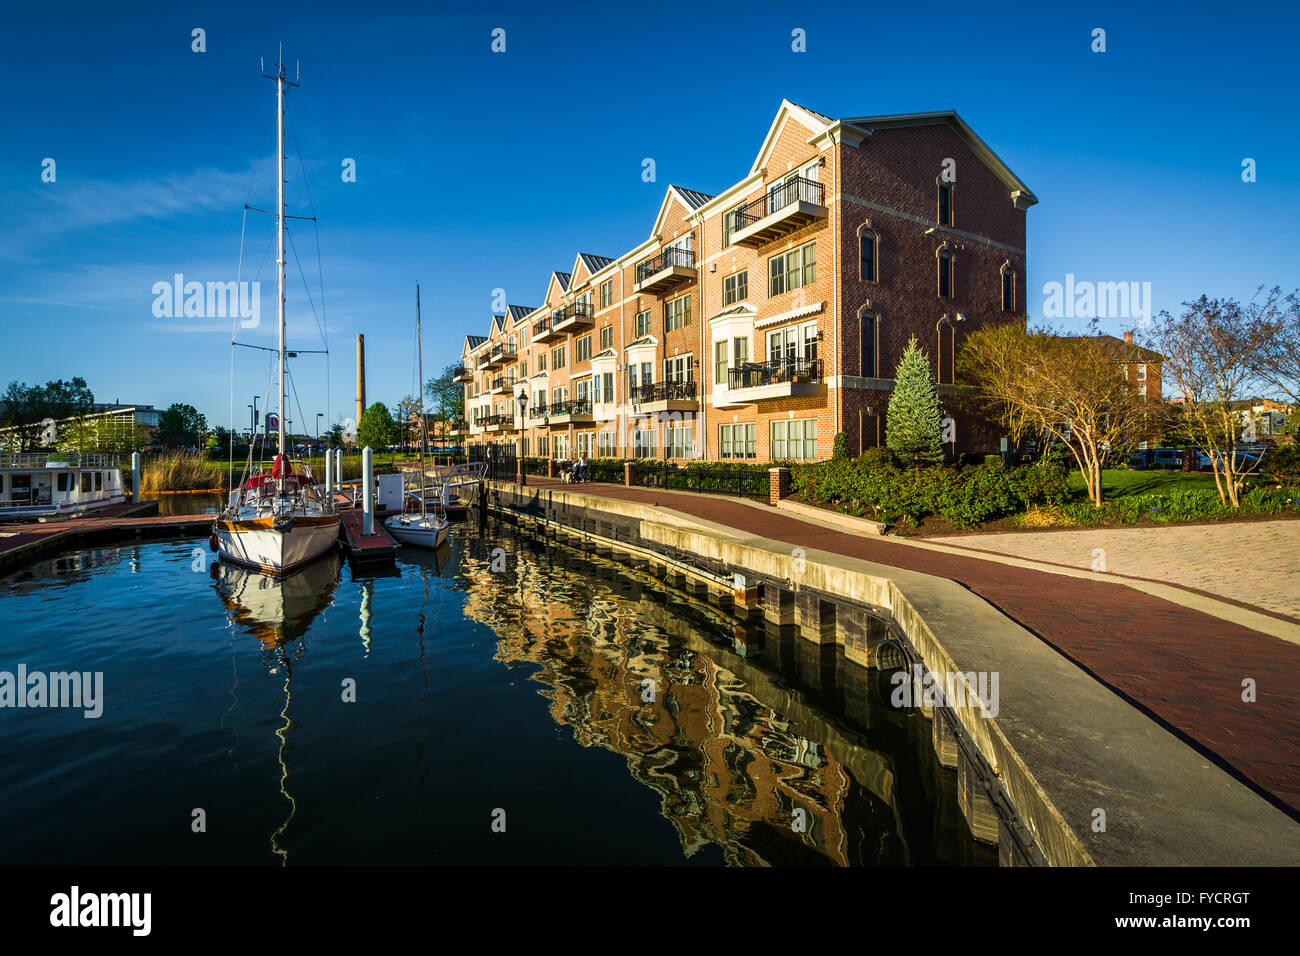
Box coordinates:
[461,101,1036,463]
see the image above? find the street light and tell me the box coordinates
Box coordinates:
[316,412,323,451]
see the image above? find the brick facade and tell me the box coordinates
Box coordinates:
[461,101,1037,464]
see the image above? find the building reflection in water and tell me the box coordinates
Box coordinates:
[457,531,993,867]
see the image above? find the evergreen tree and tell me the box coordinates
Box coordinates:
[886,336,944,467]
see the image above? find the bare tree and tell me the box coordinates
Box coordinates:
[959,321,1162,506]
[1150,295,1273,507]
[1246,286,1300,406]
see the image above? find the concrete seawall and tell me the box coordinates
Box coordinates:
[487,480,1300,867]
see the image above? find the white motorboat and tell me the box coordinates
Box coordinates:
[214,56,339,575]
[0,453,125,521]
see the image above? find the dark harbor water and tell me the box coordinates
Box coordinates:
[0,520,994,866]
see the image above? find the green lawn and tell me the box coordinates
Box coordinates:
[1067,469,1224,499]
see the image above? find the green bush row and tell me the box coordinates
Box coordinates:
[791,450,1071,528]
[1058,485,1300,525]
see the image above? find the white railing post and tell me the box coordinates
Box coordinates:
[324,446,333,509]
[362,446,374,535]
[131,451,141,503]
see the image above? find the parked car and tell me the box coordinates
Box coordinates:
[1127,447,1185,470]
[1194,447,1263,472]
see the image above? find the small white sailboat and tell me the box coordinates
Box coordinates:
[214,56,339,575]
[385,281,449,551]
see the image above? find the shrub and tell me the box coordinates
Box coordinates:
[832,432,850,461]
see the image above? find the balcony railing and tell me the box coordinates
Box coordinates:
[725,176,826,247]
[632,381,697,406]
[551,301,596,327]
[634,247,697,293]
[491,375,505,391]
[548,398,592,417]
[480,414,511,427]
[532,317,552,339]
[451,364,469,381]
[728,356,824,390]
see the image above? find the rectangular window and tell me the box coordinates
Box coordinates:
[859,232,877,281]
[603,372,614,403]
[719,423,756,460]
[665,354,692,383]
[81,473,91,493]
[664,294,691,332]
[538,436,549,457]
[666,425,693,459]
[575,379,590,403]
[600,279,613,309]
[768,240,815,296]
[519,360,528,378]
[635,310,651,338]
[552,345,566,369]
[633,427,657,458]
[57,473,70,492]
[537,352,546,371]
[597,431,616,456]
[723,270,748,306]
[521,437,530,456]
[771,418,818,460]
[599,325,612,351]
[715,340,728,385]
[576,334,592,362]
[1137,364,1147,381]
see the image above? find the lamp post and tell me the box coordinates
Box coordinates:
[316,412,323,453]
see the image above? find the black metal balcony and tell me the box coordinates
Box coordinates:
[451,364,470,382]
[634,247,697,294]
[632,381,697,408]
[481,344,517,369]
[532,316,561,343]
[547,398,593,419]
[551,300,596,333]
[724,176,827,247]
[727,356,824,392]
[490,375,505,391]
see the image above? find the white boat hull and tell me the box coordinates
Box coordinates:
[216,515,340,574]
[384,514,448,550]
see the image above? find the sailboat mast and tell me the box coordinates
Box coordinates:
[416,281,426,517]
[275,62,287,464]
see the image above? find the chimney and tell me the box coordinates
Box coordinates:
[1123,330,1134,344]
[355,333,366,426]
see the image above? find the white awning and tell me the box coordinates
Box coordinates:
[755,301,825,329]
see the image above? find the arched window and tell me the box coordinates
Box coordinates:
[859,309,877,378]
[937,317,956,384]
[1001,264,1016,312]
[937,250,953,299]
[858,227,878,282]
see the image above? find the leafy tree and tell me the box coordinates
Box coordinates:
[157,403,208,447]
[1,377,96,451]
[325,422,346,447]
[425,363,466,429]
[886,337,944,467]
[357,402,399,450]
[394,394,421,450]
[959,320,1165,506]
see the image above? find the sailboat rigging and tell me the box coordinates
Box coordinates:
[212,55,340,575]
[385,281,450,550]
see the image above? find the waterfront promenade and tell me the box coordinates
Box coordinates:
[522,477,1300,820]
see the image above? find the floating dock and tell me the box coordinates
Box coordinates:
[338,507,398,562]
[0,502,214,572]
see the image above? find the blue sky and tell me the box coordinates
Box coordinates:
[1,0,1296,429]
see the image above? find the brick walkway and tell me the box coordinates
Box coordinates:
[526,478,1300,817]
[927,522,1300,619]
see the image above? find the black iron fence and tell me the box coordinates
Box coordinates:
[636,247,696,283]
[728,356,823,390]
[469,443,516,481]
[629,463,769,501]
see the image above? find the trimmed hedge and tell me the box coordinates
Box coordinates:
[791,452,1070,528]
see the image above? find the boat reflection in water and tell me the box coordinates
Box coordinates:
[211,553,342,864]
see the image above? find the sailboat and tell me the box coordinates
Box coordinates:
[213,56,340,575]
[385,281,449,550]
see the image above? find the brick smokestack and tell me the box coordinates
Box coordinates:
[355,333,366,426]
[1123,330,1134,344]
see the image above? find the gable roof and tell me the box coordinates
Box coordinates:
[840,109,1038,207]
[749,99,835,175]
[506,305,536,325]
[577,253,615,274]
[670,185,714,211]
[489,314,505,334]
[649,184,719,240]
[464,334,488,353]
[1061,334,1163,363]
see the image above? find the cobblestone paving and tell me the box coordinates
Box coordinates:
[928,521,1300,619]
